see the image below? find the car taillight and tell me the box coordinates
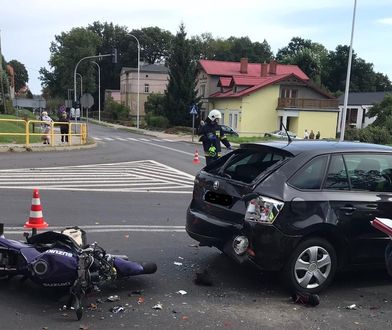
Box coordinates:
[244,196,284,224]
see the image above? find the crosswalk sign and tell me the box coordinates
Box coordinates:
[189,105,198,115]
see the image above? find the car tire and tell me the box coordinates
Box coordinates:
[282,237,337,294]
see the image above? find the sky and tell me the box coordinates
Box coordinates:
[1,0,391,95]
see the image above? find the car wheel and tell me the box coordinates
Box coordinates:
[282,238,337,294]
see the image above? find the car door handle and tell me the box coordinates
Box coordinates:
[340,206,356,214]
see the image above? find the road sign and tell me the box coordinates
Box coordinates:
[80,93,94,108]
[190,105,198,115]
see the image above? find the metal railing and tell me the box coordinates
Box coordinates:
[277,98,339,109]
[0,118,87,146]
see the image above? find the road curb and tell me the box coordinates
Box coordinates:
[0,142,97,153]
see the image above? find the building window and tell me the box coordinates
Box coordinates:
[346,108,358,126]
[281,88,298,98]
[200,84,206,97]
[144,84,150,93]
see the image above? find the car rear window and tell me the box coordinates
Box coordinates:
[205,148,290,183]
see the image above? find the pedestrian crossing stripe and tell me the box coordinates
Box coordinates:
[91,136,176,143]
[0,160,195,194]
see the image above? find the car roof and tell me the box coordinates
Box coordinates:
[240,140,392,156]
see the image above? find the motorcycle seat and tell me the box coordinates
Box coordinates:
[26,231,80,250]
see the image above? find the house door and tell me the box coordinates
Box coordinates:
[229,111,239,130]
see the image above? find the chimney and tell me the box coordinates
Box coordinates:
[269,60,277,75]
[240,58,248,74]
[260,63,268,77]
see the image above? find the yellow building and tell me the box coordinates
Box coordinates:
[196,59,339,138]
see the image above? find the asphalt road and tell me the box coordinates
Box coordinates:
[1,123,392,330]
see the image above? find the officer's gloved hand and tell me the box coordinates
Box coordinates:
[207,133,217,142]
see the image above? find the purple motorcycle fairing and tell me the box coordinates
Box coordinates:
[113,257,144,277]
[29,248,78,286]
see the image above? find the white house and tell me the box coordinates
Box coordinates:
[337,92,391,132]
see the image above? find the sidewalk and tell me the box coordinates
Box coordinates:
[0,120,201,152]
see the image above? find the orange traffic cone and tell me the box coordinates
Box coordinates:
[25,189,48,230]
[192,149,201,164]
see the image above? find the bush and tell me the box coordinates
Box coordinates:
[344,126,392,145]
[104,98,129,121]
[145,114,169,129]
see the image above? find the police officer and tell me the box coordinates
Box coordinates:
[199,109,232,165]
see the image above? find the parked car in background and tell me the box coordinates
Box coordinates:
[186,140,392,293]
[221,125,239,137]
[264,129,298,139]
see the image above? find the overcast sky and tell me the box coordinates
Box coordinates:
[1,0,391,94]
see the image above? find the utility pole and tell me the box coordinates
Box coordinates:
[0,30,7,113]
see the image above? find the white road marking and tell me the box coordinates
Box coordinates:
[0,160,195,193]
[4,224,186,234]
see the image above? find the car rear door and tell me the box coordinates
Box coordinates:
[324,153,392,266]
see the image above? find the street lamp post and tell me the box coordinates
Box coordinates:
[129,34,140,129]
[340,0,357,141]
[76,73,83,99]
[73,53,113,104]
[76,73,83,120]
[91,61,101,122]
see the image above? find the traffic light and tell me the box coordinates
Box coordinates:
[112,48,118,64]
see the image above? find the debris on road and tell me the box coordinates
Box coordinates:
[176,290,187,295]
[174,262,183,266]
[152,303,163,310]
[346,304,357,310]
[129,290,144,296]
[194,269,213,286]
[106,295,120,302]
[292,292,320,307]
[137,297,145,304]
[110,306,125,314]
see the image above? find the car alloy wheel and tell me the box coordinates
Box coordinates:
[283,238,337,293]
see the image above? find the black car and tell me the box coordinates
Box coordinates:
[186,140,392,293]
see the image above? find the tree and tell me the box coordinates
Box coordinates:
[323,45,392,93]
[190,35,272,63]
[131,27,173,64]
[164,23,199,126]
[145,93,166,116]
[276,37,328,84]
[366,93,392,128]
[276,37,313,60]
[8,60,28,92]
[39,27,101,98]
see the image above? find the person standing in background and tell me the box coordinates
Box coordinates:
[41,111,53,144]
[58,111,70,143]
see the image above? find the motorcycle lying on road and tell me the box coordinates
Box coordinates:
[0,223,157,320]
[371,217,392,276]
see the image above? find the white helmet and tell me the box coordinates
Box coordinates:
[208,109,222,121]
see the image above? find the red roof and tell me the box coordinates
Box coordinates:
[199,59,309,80]
[218,77,232,87]
[210,74,302,98]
